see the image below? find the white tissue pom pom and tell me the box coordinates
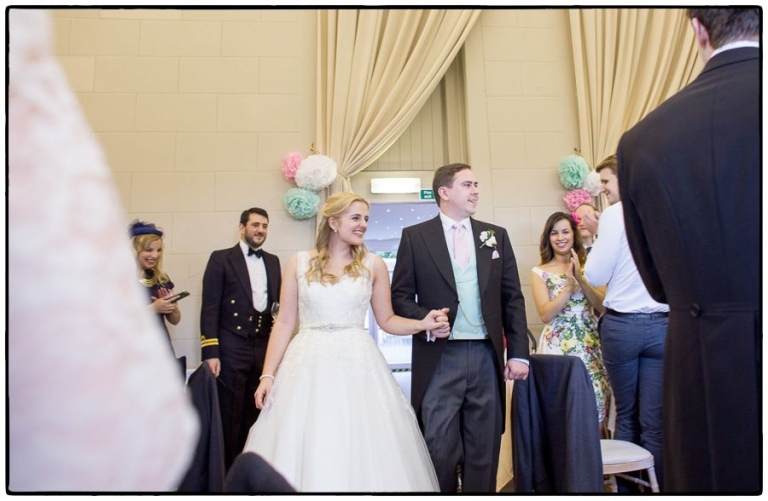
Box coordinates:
[295,154,338,191]
[583,170,601,197]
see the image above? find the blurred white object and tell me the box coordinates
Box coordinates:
[8,9,198,491]
[582,170,602,197]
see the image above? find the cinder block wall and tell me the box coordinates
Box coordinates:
[51,8,578,364]
[465,9,579,339]
[51,8,318,364]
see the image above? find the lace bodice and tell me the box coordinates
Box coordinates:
[296,251,373,330]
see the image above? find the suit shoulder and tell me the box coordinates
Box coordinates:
[623,63,734,143]
[401,218,436,234]
[625,91,683,136]
[209,245,235,258]
[473,218,506,234]
[206,246,244,267]
[263,249,280,262]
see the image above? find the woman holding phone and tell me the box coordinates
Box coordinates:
[130,220,181,351]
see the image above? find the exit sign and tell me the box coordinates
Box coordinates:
[419,189,434,201]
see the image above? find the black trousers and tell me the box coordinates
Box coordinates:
[217,330,269,470]
[419,340,502,493]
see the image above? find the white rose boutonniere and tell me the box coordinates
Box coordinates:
[479,229,497,249]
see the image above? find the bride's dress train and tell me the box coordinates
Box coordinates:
[242,251,439,492]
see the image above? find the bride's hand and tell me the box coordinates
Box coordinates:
[254,378,273,410]
[421,307,450,337]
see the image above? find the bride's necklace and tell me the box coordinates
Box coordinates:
[324,261,349,276]
[324,254,352,277]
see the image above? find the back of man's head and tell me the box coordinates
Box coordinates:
[687,8,760,48]
[595,154,618,175]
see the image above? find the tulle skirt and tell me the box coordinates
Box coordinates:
[243,325,439,492]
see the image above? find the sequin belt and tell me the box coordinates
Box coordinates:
[300,322,362,332]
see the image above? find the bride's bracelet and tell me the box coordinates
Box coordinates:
[259,374,275,382]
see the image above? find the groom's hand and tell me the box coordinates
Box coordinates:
[427,308,451,341]
[504,360,529,381]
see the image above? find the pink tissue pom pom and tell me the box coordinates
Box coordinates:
[563,189,592,211]
[570,212,581,225]
[281,152,303,182]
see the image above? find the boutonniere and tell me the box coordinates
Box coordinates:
[479,229,497,249]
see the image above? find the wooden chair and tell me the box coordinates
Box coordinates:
[600,439,659,492]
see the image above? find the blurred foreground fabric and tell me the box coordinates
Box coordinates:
[8,9,198,491]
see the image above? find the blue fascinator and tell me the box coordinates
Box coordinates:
[129,220,163,237]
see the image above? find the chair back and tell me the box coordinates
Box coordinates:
[511,354,603,493]
[177,363,226,492]
[224,452,296,493]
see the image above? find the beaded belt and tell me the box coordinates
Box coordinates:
[301,322,360,332]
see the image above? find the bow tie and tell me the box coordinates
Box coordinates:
[248,247,264,259]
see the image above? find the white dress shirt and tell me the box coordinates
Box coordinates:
[439,212,472,262]
[240,240,268,312]
[711,40,759,58]
[584,202,668,313]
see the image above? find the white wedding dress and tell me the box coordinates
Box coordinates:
[242,251,439,492]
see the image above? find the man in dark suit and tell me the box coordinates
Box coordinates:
[617,8,759,493]
[391,163,529,492]
[200,207,282,470]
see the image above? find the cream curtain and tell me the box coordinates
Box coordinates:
[442,49,469,164]
[316,9,480,193]
[569,9,703,170]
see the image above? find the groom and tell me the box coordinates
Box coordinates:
[391,163,529,492]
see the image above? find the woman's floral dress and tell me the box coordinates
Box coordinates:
[533,266,611,423]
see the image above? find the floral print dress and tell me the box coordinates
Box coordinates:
[532,266,611,423]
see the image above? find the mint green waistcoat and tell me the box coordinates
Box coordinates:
[450,242,488,340]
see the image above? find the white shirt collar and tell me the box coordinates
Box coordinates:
[239,240,262,256]
[711,40,760,58]
[439,211,470,233]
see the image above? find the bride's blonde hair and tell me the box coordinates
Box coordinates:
[306,192,370,285]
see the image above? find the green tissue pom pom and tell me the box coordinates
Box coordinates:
[284,187,320,220]
[558,155,590,190]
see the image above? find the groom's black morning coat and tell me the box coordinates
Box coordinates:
[391,215,529,426]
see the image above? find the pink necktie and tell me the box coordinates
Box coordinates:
[453,224,470,268]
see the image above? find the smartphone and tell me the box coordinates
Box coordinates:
[167,290,190,303]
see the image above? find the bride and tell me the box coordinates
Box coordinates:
[242,192,448,492]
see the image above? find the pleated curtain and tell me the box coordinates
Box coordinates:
[315,9,481,194]
[568,8,703,172]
